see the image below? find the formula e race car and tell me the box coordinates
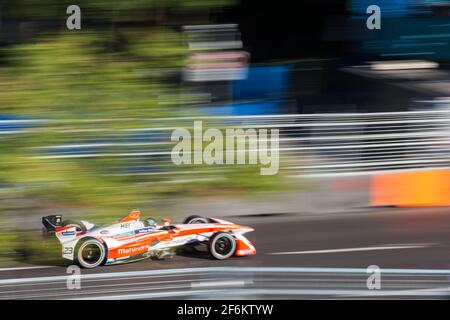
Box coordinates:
[41,210,256,268]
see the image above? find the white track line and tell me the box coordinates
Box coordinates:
[269,243,435,255]
[0,266,53,272]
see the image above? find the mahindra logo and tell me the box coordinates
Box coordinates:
[118,245,149,255]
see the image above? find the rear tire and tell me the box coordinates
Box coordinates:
[75,238,106,268]
[208,232,236,260]
[183,215,209,224]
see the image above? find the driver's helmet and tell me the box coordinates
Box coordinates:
[144,218,157,229]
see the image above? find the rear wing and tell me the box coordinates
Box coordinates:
[42,215,62,238]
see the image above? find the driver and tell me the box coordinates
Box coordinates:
[144,218,158,230]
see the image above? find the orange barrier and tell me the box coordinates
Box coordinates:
[370,170,450,207]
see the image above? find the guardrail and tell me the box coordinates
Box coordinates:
[1,266,449,299]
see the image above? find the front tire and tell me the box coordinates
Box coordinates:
[208,232,236,260]
[183,215,209,224]
[75,238,106,268]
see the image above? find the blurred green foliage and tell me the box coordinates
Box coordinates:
[0,29,188,225]
[0,30,186,118]
[0,0,289,265]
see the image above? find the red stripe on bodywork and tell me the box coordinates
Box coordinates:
[55,226,74,233]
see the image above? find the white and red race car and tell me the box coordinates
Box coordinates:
[42,210,256,268]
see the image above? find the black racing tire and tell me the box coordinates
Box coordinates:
[75,238,107,269]
[183,215,209,224]
[208,232,236,260]
[62,220,87,232]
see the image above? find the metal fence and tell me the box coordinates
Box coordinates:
[1,109,449,178]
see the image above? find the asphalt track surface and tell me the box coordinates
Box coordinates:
[1,207,450,299]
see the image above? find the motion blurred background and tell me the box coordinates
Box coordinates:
[0,0,449,268]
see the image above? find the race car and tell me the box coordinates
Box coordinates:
[41,210,256,268]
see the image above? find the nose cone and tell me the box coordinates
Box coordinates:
[239,226,254,233]
[235,234,256,257]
